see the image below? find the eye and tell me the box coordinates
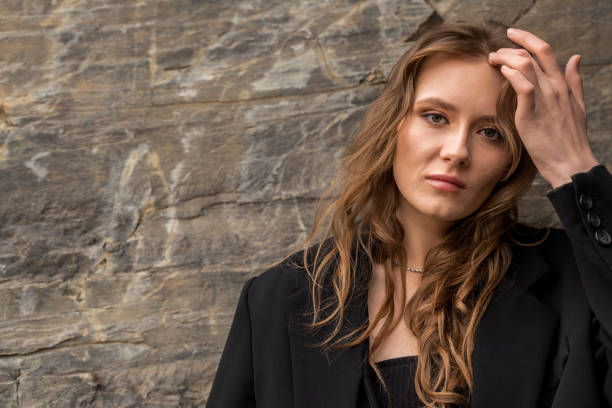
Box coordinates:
[478,127,503,141]
[422,113,447,125]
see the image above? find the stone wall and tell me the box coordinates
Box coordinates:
[0,0,610,406]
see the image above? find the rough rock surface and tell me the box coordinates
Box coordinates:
[0,0,609,406]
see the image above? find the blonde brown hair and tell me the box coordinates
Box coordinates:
[287,20,537,407]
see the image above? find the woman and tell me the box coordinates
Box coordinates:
[206,20,611,408]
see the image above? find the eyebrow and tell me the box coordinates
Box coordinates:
[414,97,498,123]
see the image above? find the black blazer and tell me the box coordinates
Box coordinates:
[207,165,612,408]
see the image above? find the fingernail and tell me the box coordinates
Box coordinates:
[507,27,517,35]
[489,52,496,59]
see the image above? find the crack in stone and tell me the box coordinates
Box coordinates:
[163,65,191,71]
[0,340,152,359]
[37,83,379,114]
[512,0,538,24]
[422,0,435,12]
[193,194,323,216]
[406,9,445,42]
[315,37,353,87]
[15,368,20,408]
[126,198,156,240]
[151,84,366,108]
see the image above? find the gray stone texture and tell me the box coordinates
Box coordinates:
[0,0,610,406]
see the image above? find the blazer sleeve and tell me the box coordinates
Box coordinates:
[547,164,612,405]
[206,276,258,408]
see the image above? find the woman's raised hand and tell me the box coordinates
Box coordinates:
[488,27,600,188]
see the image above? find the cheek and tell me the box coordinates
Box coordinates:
[396,122,432,160]
[476,159,511,200]
[393,130,413,171]
[467,154,511,206]
[494,150,513,181]
[481,147,512,180]
[396,125,413,153]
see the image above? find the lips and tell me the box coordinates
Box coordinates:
[426,174,466,190]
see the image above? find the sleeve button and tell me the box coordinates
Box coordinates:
[579,194,593,210]
[587,212,602,227]
[594,229,611,246]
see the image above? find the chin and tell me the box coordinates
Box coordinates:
[414,207,465,223]
[414,200,466,220]
[432,211,468,223]
[399,194,479,224]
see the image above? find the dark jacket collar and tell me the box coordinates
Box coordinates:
[283,237,556,408]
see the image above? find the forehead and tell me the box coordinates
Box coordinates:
[413,54,506,115]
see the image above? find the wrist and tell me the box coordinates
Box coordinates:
[544,156,600,189]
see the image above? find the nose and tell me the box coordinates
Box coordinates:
[439,127,471,166]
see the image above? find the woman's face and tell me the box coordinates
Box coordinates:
[393,54,512,226]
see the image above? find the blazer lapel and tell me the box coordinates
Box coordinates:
[471,243,559,408]
[284,283,368,408]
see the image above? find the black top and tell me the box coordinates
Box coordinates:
[369,355,421,408]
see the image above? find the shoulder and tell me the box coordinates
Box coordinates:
[506,223,577,287]
[507,223,572,255]
[510,223,576,259]
[505,224,591,321]
[247,252,307,306]
[245,238,336,315]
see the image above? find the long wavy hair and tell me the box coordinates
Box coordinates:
[286,20,537,407]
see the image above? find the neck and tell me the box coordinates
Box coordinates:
[395,203,453,269]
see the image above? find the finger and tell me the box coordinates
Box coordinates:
[499,64,536,116]
[494,48,529,56]
[494,48,542,70]
[565,54,586,113]
[496,48,547,77]
[569,90,587,130]
[488,51,538,85]
[495,47,572,113]
[506,28,563,79]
